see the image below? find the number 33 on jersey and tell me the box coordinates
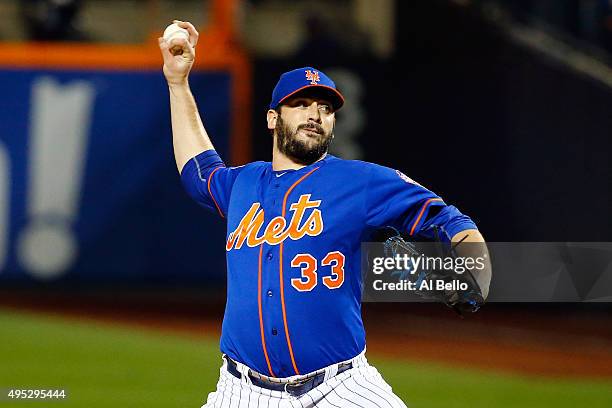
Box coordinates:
[225,192,345,292]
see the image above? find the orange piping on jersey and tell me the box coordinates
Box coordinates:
[409,198,443,236]
[279,167,320,375]
[207,167,225,218]
[258,244,275,377]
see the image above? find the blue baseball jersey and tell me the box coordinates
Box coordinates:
[181,150,477,378]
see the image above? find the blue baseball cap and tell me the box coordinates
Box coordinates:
[269,67,344,111]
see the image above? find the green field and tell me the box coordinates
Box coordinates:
[1,310,611,408]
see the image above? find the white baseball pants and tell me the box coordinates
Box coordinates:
[201,351,407,408]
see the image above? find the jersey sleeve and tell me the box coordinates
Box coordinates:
[364,164,477,241]
[180,150,242,218]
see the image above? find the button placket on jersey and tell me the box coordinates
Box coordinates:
[262,244,280,340]
[261,175,284,367]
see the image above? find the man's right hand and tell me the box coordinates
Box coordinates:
[158,20,199,86]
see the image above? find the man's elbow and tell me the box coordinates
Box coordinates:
[451,228,484,243]
[451,229,491,300]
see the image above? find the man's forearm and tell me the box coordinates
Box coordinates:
[169,82,215,173]
[451,229,491,300]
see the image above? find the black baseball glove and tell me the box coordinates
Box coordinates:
[382,226,484,316]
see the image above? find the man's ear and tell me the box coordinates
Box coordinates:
[267,109,278,130]
[331,117,336,139]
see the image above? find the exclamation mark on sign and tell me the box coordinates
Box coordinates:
[17,77,95,280]
[0,142,9,272]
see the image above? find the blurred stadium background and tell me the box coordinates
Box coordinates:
[1,0,612,407]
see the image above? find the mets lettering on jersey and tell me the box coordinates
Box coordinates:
[181,149,476,378]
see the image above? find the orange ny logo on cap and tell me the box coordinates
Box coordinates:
[305,70,320,85]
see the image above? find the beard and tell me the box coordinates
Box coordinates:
[275,116,334,165]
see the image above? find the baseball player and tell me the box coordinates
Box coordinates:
[159,21,491,408]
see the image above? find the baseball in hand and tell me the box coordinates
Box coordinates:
[163,23,189,54]
[163,23,189,42]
